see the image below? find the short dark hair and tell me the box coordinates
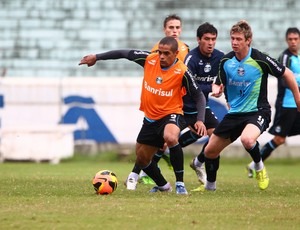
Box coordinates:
[197,22,218,39]
[286,27,300,38]
[159,36,178,52]
[163,14,182,28]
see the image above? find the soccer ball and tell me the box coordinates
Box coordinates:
[92,170,118,195]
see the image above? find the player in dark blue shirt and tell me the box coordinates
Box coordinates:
[203,20,300,192]
[247,27,300,177]
[180,22,224,187]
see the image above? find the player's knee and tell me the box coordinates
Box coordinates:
[240,136,256,149]
[164,135,178,147]
[204,147,219,159]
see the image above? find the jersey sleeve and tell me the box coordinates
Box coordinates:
[184,54,196,75]
[182,69,206,122]
[277,52,292,89]
[96,49,150,67]
[215,57,227,85]
[263,53,286,77]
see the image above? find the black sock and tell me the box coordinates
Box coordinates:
[179,130,201,147]
[205,156,220,182]
[169,144,184,182]
[152,149,164,163]
[197,141,208,163]
[132,163,141,174]
[142,161,167,186]
[245,141,261,163]
[261,140,278,161]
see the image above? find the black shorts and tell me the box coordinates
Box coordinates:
[269,108,300,137]
[184,108,219,130]
[136,114,186,148]
[213,110,271,142]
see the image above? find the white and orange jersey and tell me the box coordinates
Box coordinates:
[140,53,188,120]
[95,49,206,122]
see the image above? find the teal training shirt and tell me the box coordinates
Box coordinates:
[216,47,286,114]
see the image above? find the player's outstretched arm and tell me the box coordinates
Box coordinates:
[79,50,149,68]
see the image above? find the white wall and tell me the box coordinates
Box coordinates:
[0,76,299,160]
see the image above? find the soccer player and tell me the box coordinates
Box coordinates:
[126,14,190,188]
[246,27,300,177]
[151,14,189,62]
[79,36,207,194]
[182,22,224,187]
[203,20,300,191]
[150,14,189,170]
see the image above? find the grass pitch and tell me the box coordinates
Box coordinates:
[0,152,300,230]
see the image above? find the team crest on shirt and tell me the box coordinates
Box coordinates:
[198,60,204,65]
[156,76,163,84]
[237,67,245,76]
[204,63,212,73]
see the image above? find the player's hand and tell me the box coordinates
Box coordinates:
[194,121,207,137]
[211,83,224,98]
[79,54,97,67]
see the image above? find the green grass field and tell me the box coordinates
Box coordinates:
[1,152,300,230]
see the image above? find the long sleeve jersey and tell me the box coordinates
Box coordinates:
[96,49,206,122]
[216,47,286,114]
[184,47,224,113]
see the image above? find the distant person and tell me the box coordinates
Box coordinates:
[247,27,300,177]
[202,20,300,192]
[151,14,189,62]
[79,36,207,194]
